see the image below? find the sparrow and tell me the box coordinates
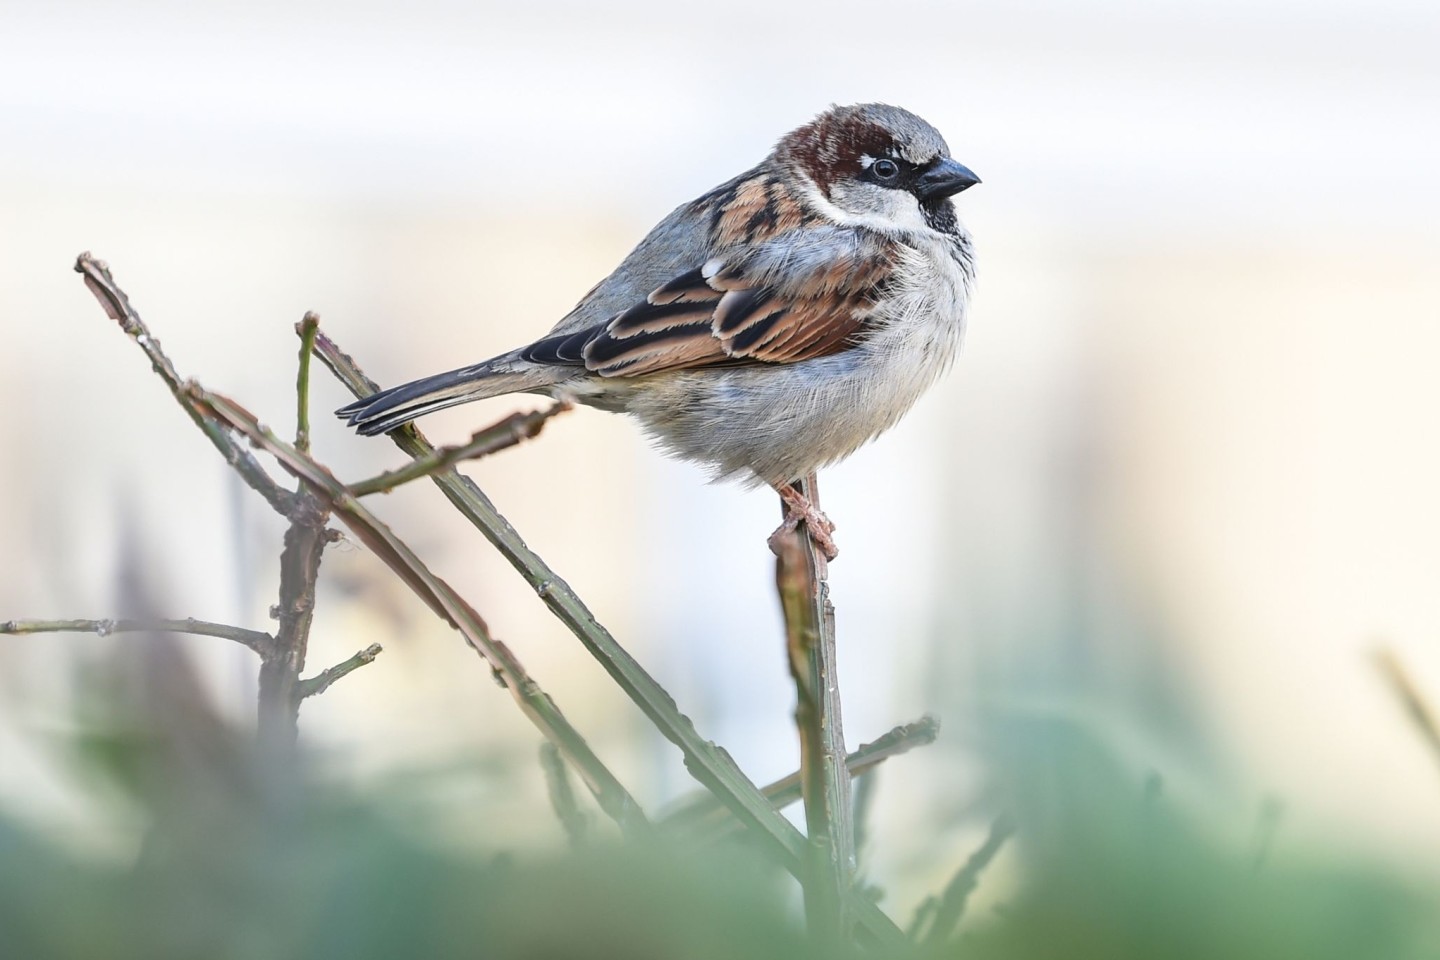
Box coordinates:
[338,103,979,559]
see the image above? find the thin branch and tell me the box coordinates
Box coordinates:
[918,815,1015,946]
[71,256,358,751]
[73,253,294,516]
[346,403,571,498]
[1375,647,1440,777]
[295,312,320,453]
[310,332,905,947]
[296,643,383,700]
[258,496,329,748]
[192,384,649,837]
[662,716,940,832]
[540,742,589,847]
[774,475,854,943]
[0,617,271,654]
[852,762,880,866]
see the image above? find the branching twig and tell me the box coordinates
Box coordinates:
[346,403,571,498]
[916,815,1015,946]
[310,333,906,947]
[193,385,649,836]
[0,617,271,654]
[255,316,331,751]
[259,493,329,748]
[774,475,855,943]
[540,742,589,847]
[73,253,294,516]
[662,716,939,832]
[73,259,370,746]
[296,643,384,700]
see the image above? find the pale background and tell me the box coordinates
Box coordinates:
[2,0,1438,914]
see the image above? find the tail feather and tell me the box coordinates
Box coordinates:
[337,359,562,436]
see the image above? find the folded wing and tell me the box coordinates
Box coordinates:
[521,226,895,377]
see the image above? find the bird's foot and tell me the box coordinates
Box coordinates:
[768,483,839,561]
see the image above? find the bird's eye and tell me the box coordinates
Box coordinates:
[872,158,900,180]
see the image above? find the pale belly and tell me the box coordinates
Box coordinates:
[574,319,963,486]
[563,231,972,486]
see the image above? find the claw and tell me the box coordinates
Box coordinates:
[769,483,839,561]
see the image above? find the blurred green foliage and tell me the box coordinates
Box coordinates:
[1,636,1436,959]
[960,712,1440,960]
[4,696,1438,960]
[0,800,812,960]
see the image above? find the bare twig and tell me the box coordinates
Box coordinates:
[1375,647,1440,777]
[346,403,571,498]
[71,257,379,748]
[73,253,294,515]
[540,742,589,847]
[0,617,271,654]
[258,494,329,748]
[296,643,384,700]
[774,475,854,943]
[662,716,940,832]
[193,385,649,836]
[917,815,1015,946]
[310,332,906,947]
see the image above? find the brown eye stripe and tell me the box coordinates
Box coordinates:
[779,112,902,192]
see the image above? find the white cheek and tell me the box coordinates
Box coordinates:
[874,190,930,233]
[815,181,931,235]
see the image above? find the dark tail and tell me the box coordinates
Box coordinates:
[337,360,561,436]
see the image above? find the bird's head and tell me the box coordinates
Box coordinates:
[776,103,979,233]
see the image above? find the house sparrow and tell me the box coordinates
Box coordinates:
[339,103,978,559]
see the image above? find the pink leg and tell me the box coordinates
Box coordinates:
[768,481,839,561]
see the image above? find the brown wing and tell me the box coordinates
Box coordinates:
[522,245,894,378]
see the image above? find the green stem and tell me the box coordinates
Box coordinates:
[295,312,319,453]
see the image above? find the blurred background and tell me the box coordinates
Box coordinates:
[3,0,1440,950]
